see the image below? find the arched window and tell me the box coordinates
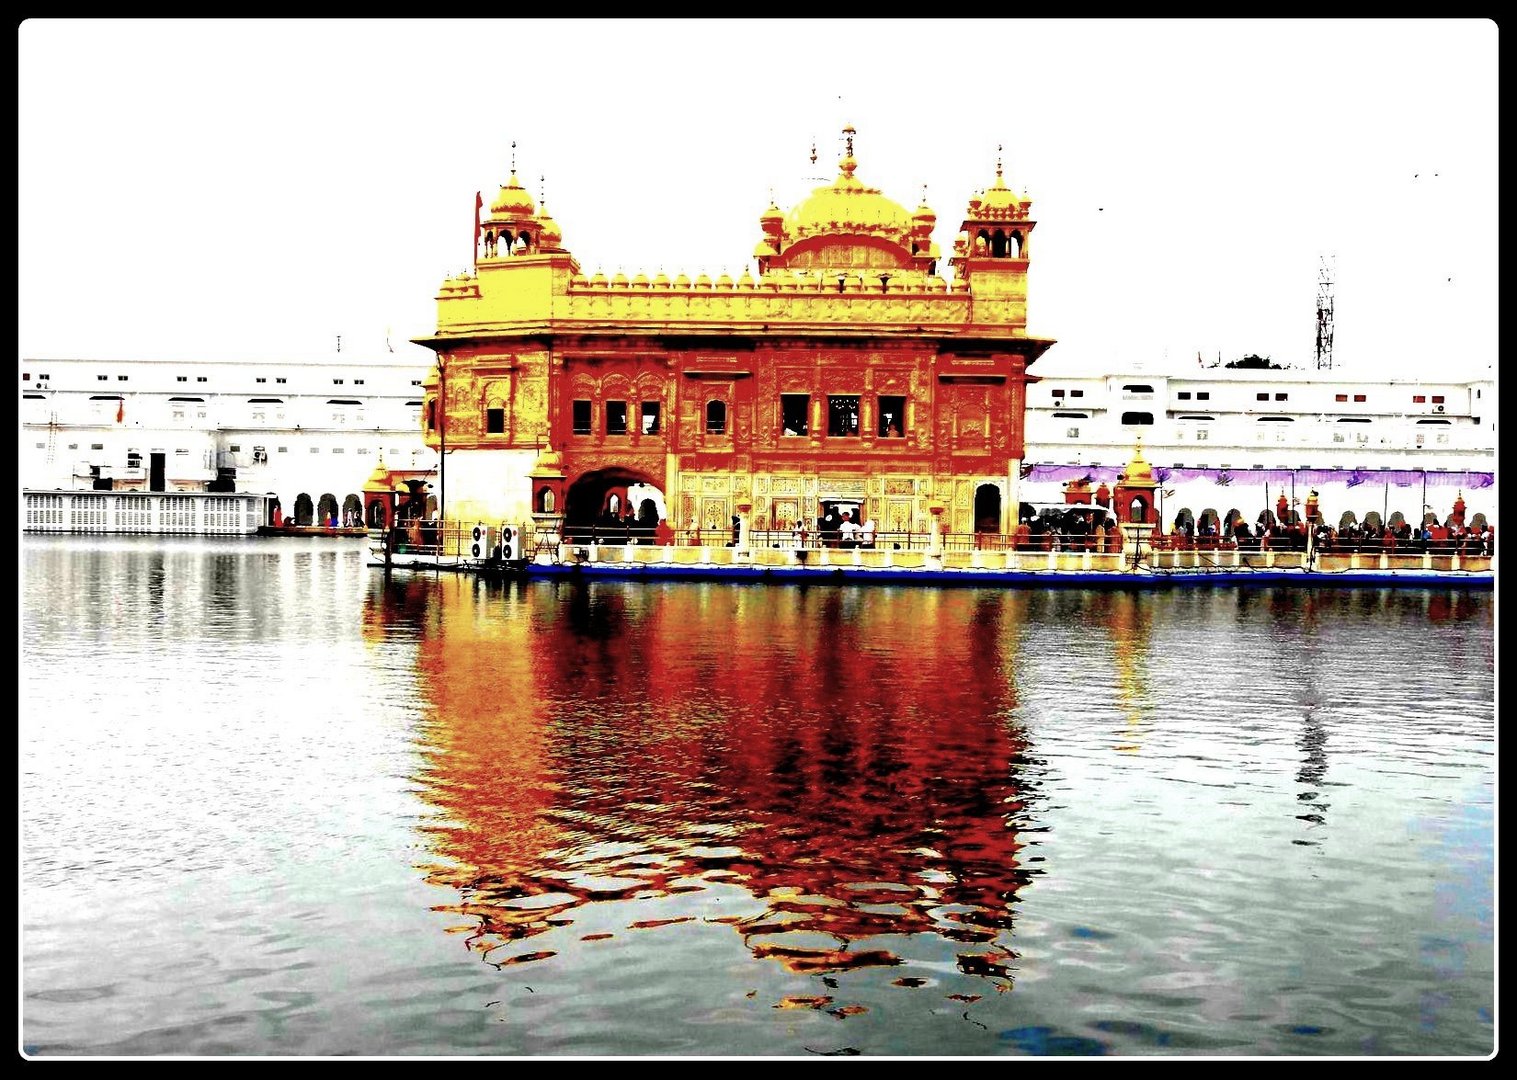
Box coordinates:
[1009,231,1024,258]
[991,230,1008,257]
[1128,496,1148,524]
[537,487,556,513]
[706,400,727,435]
[426,400,436,432]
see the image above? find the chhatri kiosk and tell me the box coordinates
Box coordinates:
[413,128,1055,554]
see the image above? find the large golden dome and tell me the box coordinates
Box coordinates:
[785,126,911,242]
[786,168,912,241]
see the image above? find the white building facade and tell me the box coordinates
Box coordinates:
[20,356,437,525]
[1021,369,1496,529]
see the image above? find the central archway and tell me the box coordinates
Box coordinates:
[973,483,1002,535]
[564,466,667,544]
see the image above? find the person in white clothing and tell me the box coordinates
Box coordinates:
[838,511,860,548]
[860,516,877,548]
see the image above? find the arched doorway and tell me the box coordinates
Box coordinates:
[973,483,1002,536]
[293,492,314,526]
[317,493,339,528]
[342,493,362,528]
[564,466,666,544]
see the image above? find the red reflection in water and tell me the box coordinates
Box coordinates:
[376,578,1051,981]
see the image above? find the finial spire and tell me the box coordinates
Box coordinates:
[539,174,545,204]
[839,123,858,178]
[809,138,817,166]
[511,140,517,174]
[996,144,1003,180]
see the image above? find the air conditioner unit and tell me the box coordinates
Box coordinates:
[498,523,520,561]
[469,521,490,559]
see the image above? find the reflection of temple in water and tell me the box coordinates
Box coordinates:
[371,577,1045,982]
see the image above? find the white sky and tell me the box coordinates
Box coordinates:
[18,18,1497,379]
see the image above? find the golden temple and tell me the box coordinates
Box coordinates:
[414,127,1055,541]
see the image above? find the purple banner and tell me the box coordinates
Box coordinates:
[1023,464,1492,489]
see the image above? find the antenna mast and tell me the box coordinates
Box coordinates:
[1315,254,1335,370]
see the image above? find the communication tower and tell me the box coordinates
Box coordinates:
[1315,255,1335,370]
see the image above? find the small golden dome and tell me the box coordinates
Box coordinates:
[674,272,691,288]
[694,271,712,288]
[980,173,1020,212]
[590,269,608,287]
[421,366,440,388]
[363,462,392,490]
[1122,441,1155,483]
[652,270,671,287]
[489,171,536,218]
[716,271,734,288]
[531,447,565,475]
[611,270,629,287]
[536,205,562,246]
[631,271,649,287]
[760,201,783,225]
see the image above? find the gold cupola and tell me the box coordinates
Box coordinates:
[949,144,1037,297]
[1120,440,1155,484]
[480,144,541,259]
[1113,439,1160,527]
[755,195,784,271]
[489,171,536,219]
[909,186,940,273]
[535,200,564,251]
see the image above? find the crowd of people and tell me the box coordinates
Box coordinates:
[1160,512,1494,556]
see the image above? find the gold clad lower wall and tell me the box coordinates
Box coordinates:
[668,469,1017,533]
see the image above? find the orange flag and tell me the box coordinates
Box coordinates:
[116,397,124,423]
[474,191,483,263]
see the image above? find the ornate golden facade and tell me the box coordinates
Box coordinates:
[415,128,1055,538]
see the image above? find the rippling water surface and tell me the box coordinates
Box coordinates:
[20,536,1495,1057]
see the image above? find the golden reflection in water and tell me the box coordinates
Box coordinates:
[1102,591,1154,754]
[370,577,1044,983]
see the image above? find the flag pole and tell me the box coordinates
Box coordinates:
[473,191,483,269]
